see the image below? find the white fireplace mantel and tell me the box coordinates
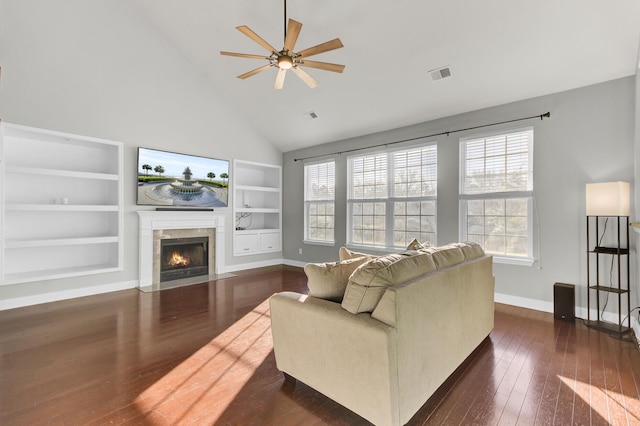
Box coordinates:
[137,211,226,287]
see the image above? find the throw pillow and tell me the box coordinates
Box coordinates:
[304,256,372,302]
[406,238,432,251]
[406,238,423,251]
[339,246,375,261]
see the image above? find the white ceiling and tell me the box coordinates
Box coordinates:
[130,0,640,152]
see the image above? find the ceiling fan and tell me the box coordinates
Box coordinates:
[220,0,345,89]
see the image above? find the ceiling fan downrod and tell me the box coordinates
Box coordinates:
[283,0,288,44]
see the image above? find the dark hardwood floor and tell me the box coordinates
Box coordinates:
[2,265,640,425]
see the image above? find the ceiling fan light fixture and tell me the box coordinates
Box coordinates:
[220,0,344,89]
[277,55,293,70]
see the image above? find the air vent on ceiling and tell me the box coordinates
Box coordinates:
[304,111,319,120]
[429,66,452,81]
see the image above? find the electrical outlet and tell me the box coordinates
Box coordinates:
[299,248,302,255]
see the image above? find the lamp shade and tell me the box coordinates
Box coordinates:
[585,181,630,216]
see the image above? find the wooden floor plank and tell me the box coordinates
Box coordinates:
[2,266,640,425]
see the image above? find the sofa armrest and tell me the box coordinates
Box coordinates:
[269,291,399,426]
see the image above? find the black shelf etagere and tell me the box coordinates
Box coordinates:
[585,215,632,338]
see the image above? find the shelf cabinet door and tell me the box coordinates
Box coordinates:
[259,231,281,252]
[234,233,259,255]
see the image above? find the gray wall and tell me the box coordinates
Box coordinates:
[283,77,636,311]
[0,0,282,305]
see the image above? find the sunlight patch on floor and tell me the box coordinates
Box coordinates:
[134,299,273,424]
[557,374,640,425]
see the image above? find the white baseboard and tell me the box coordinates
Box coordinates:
[494,292,554,313]
[283,259,306,268]
[0,280,138,311]
[224,258,284,273]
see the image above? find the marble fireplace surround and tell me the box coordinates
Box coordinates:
[138,211,227,290]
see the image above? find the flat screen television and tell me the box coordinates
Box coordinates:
[137,147,229,208]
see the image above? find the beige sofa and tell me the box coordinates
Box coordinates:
[269,243,495,426]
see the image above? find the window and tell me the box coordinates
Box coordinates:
[304,161,335,243]
[348,144,437,249]
[459,127,534,264]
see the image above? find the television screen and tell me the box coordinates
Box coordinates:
[137,147,229,207]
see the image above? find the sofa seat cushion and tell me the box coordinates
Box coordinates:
[305,256,372,302]
[341,251,437,314]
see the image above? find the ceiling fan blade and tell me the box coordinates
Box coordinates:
[236,25,278,54]
[296,38,344,58]
[238,64,272,79]
[274,68,287,90]
[220,51,269,60]
[283,19,302,53]
[299,60,345,73]
[291,67,318,89]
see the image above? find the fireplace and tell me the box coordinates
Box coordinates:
[137,211,227,289]
[160,236,209,282]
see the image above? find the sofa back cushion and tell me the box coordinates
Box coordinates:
[305,256,372,302]
[419,245,465,268]
[370,242,485,325]
[452,242,485,259]
[341,251,437,314]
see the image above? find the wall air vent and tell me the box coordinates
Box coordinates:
[428,66,452,81]
[304,111,319,120]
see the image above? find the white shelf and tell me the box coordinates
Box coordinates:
[235,208,280,214]
[5,166,119,181]
[235,228,279,234]
[6,204,119,212]
[235,184,280,192]
[3,264,121,285]
[5,236,119,248]
[233,159,282,256]
[0,123,124,285]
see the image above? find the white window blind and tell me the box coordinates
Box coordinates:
[460,128,534,263]
[348,144,437,249]
[304,161,335,243]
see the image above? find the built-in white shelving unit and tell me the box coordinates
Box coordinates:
[0,123,123,285]
[233,159,281,256]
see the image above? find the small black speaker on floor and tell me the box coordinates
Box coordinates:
[554,282,575,321]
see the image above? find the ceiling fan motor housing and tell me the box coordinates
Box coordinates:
[277,53,293,69]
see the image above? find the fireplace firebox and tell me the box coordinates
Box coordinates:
[160,237,209,282]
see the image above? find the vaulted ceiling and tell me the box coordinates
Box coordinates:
[130,0,640,152]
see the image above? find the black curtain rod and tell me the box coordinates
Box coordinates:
[293,111,551,162]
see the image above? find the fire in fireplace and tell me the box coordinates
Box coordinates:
[160,236,209,282]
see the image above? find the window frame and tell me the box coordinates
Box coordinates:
[458,126,535,265]
[347,142,437,251]
[304,159,336,245]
